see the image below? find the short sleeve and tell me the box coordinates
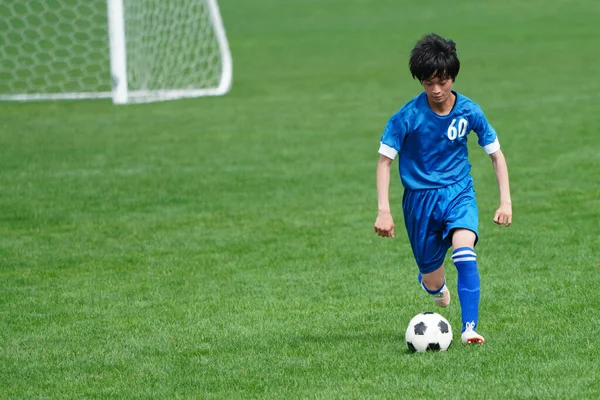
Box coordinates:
[379,115,408,160]
[472,107,500,155]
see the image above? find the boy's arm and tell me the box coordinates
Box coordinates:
[489,149,512,226]
[374,154,395,238]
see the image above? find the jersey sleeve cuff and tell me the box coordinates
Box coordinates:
[378,142,398,160]
[483,138,500,155]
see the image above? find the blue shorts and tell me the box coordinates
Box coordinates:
[402,176,479,274]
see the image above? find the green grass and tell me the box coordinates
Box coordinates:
[1,0,600,398]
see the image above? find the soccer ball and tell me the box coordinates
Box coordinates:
[405,312,453,352]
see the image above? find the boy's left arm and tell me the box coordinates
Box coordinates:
[489,149,512,226]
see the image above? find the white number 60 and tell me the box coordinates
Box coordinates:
[447,118,468,140]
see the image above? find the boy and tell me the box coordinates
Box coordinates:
[373,33,512,344]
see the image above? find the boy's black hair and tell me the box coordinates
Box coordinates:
[409,33,460,82]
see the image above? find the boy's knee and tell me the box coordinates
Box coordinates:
[451,229,477,249]
[419,268,446,292]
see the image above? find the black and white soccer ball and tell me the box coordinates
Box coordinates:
[405,312,453,352]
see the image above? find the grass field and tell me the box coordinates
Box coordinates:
[1,0,600,398]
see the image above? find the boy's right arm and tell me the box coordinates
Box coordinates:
[374,154,395,238]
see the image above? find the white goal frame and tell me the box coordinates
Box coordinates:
[0,0,233,104]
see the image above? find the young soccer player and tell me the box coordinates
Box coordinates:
[374,33,512,344]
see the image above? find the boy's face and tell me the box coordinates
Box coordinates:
[421,75,454,105]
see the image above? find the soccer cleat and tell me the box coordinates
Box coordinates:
[461,322,485,344]
[432,286,451,307]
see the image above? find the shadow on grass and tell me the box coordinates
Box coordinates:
[287,331,402,347]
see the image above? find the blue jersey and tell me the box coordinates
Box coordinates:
[379,91,500,190]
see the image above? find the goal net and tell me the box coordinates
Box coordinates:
[0,0,233,104]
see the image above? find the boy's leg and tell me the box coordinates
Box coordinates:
[442,177,484,344]
[451,229,484,344]
[402,187,451,307]
[418,266,450,307]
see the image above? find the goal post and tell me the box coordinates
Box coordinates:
[0,0,233,105]
[107,0,128,104]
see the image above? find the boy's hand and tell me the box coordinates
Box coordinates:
[493,203,512,227]
[374,211,395,238]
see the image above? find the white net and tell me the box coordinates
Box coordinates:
[0,1,110,98]
[0,0,232,103]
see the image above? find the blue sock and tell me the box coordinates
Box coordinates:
[452,247,480,332]
[417,273,445,294]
